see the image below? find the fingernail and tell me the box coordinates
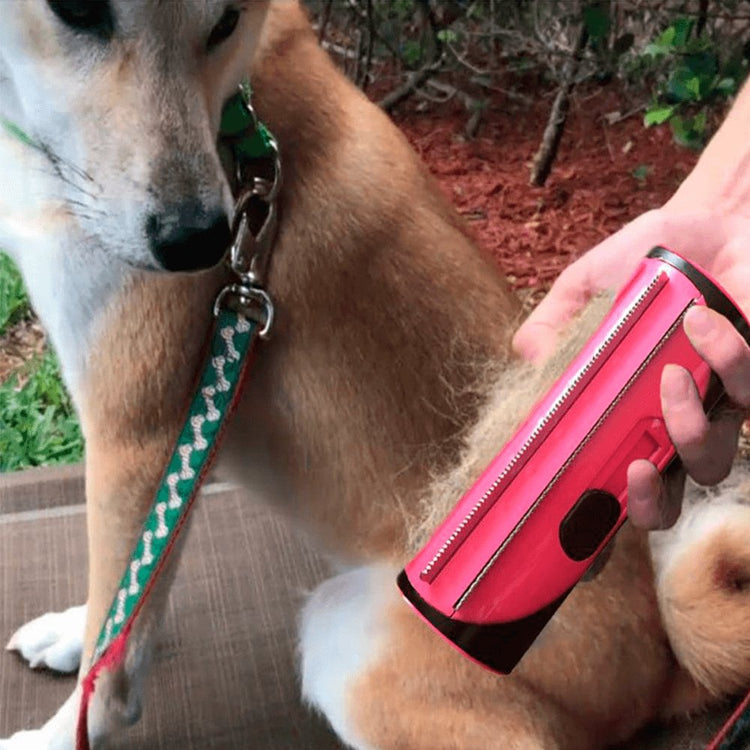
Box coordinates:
[685,306,713,339]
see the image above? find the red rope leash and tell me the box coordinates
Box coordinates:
[706,689,750,750]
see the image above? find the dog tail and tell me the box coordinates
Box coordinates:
[654,481,750,696]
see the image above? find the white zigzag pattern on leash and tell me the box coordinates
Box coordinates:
[191,414,208,450]
[221,326,240,362]
[128,559,141,595]
[167,473,182,509]
[202,385,220,422]
[212,355,230,392]
[113,588,127,625]
[141,531,155,565]
[155,501,168,539]
[103,617,113,646]
[178,443,195,480]
[98,318,249,654]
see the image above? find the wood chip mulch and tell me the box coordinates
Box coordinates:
[392,83,700,295]
[0,319,46,386]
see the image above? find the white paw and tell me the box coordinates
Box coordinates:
[0,686,80,750]
[6,604,86,674]
[0,728,55,750]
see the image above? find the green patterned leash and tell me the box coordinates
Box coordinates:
[76,83,281,750]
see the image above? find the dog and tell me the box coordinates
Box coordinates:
[1,1,750,747]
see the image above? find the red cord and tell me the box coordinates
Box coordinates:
[706,689,750,750]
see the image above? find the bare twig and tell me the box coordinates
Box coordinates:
[696,0,709,36]
[471,77,534,105]
[601,103,647,125]
[317,0,333,44]
[352,28,362,85]
[530,21,588,186]
[321,40,360,61]
[602,121,615,161]
[359,0,375,91]
[379,58,444,112]
[465,107,483,139]
[425,79,485,139]
[447,40,490,76]
[379,0,445,113]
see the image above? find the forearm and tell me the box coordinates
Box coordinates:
[666,78,750,216]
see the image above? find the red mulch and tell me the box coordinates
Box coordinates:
[389,84,699,299]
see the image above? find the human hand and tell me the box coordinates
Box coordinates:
[512,206,750,529]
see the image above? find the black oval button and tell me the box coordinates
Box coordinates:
[559,490,621,562]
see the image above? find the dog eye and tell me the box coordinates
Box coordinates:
[207,7,240,51]
[47,0,114,40]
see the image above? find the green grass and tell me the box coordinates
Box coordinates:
[0,252,84,471]
[0,252,30,335]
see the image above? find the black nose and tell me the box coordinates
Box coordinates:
[147,206,231,272]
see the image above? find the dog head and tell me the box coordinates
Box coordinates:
[0,0,271,271]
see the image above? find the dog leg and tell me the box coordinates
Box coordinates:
[301,567,591,750]
[0,273,222,747]
[0,653,145,750]
[6,604,86,674]
[0,688,82,750]
[0,441,170,748]
[300,566,387,750]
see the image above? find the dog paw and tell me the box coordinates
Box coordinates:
[0,729,57,750]
[6,604,86,674]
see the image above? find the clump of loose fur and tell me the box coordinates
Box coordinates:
[408,292,614,553]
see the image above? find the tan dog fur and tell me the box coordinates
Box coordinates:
[2,1,750,748]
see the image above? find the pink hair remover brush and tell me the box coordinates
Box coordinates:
[398,247,750,674]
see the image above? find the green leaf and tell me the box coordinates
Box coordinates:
[0,349,84,471]
[0,252,30,334]
[644,42,667,58]
[583,5,610,40]
[667,67,702,102]
[671,17,694,48]
[0,119,39,149]
[654,25,676,50]
[685,51,718,78]
[393,0,414,19]
[716,77,738,96]
[632,164,651,181]
[401,39,423,67]
[670,114,704,150]
[644,105,676,126]
[436,29,457,45]
[693,109,707,133]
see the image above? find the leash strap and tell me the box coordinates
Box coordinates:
[76,309,258,750]
[76,82,279,750]
[706,690,750,750]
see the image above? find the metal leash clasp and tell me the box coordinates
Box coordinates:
[214,83,281,339]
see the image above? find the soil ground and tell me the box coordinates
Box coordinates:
[390,81,699,308]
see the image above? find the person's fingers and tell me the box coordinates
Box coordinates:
[512,265,592,363]
[513,211,672,363]
[660,364,711,475]
[660,307,750,486]
[627,459,684,530]
[660,362,745,486]
[683,306,750,409]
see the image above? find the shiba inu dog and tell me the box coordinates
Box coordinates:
[1,1,749,748]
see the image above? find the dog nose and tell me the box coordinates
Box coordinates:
[147,206,231,272]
